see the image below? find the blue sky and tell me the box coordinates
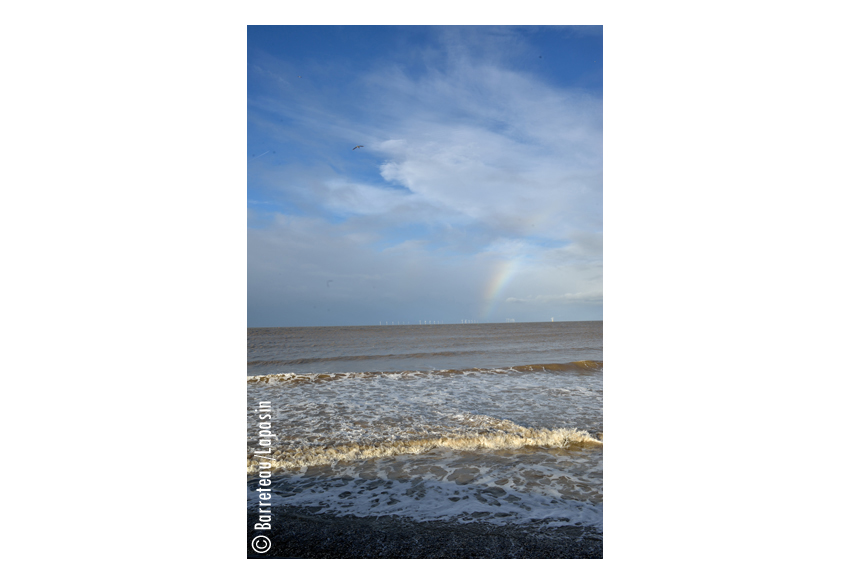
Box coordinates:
[248,26,602,327]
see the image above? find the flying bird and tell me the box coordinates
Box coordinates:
[353,145,364,150]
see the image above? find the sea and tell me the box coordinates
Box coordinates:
[247,321,602,535]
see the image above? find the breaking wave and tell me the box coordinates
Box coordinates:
[247,360,602,386]
[247,418,602,474]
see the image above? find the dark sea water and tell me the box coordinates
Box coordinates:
[247,321,602,531]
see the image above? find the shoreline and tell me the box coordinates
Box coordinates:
[247,504,602,559]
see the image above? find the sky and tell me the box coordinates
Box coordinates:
[248,25,602,327]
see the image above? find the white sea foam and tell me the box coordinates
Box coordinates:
[247,421,600,473]
[247,367,602,453]
[247,471,603,529]
[247,363,602,529]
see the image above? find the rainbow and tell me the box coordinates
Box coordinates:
[481,257,524,321]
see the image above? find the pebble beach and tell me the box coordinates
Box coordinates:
[248,504,602,559]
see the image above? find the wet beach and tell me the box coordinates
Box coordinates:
[248,503,602,559]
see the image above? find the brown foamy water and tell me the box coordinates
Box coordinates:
[247,321,602,528]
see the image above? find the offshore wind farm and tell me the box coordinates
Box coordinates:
[377,319,509,325]
[376,318,546,325]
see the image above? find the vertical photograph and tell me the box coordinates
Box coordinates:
[247,25,603,558]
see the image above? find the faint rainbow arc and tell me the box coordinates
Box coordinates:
[481,258,524,321]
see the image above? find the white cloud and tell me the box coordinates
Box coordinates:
[248,35,602,325]
[354,63,602,239]
[253,53,601,237]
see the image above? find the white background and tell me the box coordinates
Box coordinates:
[2,0,848,579]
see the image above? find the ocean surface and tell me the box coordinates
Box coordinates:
[247,321,602,532]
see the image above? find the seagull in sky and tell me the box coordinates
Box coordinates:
[353,145,364,150]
